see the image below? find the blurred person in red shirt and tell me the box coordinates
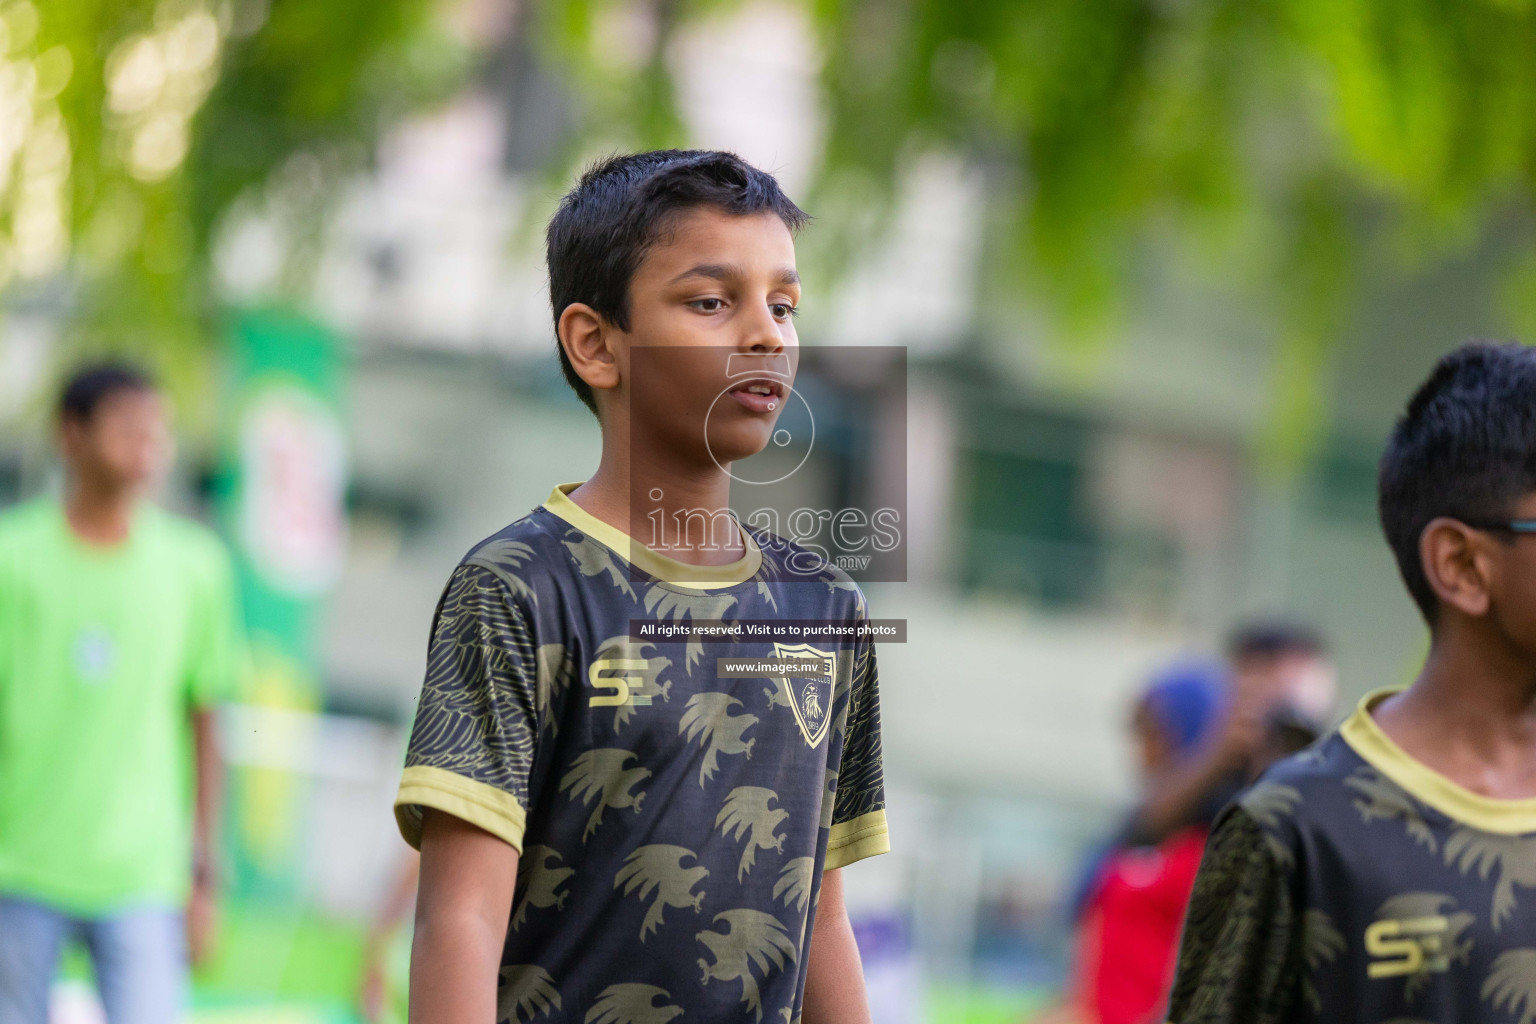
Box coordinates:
[1035,628,1336,1024]
[1037,661,1225,1024]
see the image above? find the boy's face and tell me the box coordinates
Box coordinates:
[1130,704,1175,780]
[1232,650,1336,727]
[613,206,800,467]
[1483,491,1536,645]
[60,387,173,493]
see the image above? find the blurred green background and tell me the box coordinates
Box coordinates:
[5,0,1536,1021]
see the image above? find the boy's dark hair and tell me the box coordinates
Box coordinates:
[58,362,156,424]
[1227,621,1326,663]
[1378,340,1536,622]
[545,149,809,414]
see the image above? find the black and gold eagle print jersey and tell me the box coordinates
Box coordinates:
[394,484,888,1024]
[1167,688,1536,1024]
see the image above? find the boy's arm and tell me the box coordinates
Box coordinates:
[188,707,222,965]
[1165,807,1303,1024]
[802,621,886,1024]
[359,849,421,1021]
[395,562,543,1023]
[409,809,519,1024]
[186,543,241,966]
[800,868,870,1024]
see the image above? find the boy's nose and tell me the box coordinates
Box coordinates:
[740,307,786,354]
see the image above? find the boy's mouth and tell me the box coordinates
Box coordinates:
[726,378,785,414]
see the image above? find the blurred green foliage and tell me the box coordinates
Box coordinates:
[810,0,1536,460]
[1,0,459,404]
[10,0,1536,457]
[545,0,1536,462]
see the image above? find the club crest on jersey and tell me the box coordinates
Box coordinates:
[771,643,834,748]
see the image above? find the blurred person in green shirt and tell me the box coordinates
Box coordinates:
[0,364,242,1024]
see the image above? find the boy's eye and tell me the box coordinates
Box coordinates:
[771,303,798,320]
[689,298,725,313]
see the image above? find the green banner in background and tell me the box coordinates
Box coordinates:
[218,308,348,903]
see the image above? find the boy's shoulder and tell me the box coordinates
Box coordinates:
[1234,695,1454,862]
[454,506,573,599]
[1237,730,1357,831]
[0,500,49,579]
[1221,730,1379,877]
[0,498,51,546]
[145,505,232,569]
[1250,727,1359,791]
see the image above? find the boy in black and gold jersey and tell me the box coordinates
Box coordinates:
[393,151,887,1024]
[1167,340,1536,1024]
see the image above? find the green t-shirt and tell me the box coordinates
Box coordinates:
[0,498,242,913]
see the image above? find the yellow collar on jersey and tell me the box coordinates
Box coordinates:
[543,483,762,590]
[1341,687,1536,835]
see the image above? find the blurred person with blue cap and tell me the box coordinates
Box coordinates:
[1127,623,1336,851]
[1130,660,1228,782]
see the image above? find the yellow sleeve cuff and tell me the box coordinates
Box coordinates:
[394,765,527,853]
[825,809,890,869]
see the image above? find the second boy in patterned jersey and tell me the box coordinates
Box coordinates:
[1168,341,1536,1023]
[395,151,887,1024]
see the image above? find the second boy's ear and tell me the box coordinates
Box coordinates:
[558,302,621,398]
[1420,517,1494,618]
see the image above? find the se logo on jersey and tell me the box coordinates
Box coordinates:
[1366,915,1454,978]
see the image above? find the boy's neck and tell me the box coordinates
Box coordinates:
[1373,617,1536,800]
[569,441,744,568]
[64,474,138,548]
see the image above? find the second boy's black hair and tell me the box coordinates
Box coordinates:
[546,149,809,414]
[1228,621,1326,662]
[1379,340,1536,622]
[58,362,156,424]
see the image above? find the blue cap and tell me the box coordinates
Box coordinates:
[1140,659,1227,757]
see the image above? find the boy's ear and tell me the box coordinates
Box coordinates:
[57,418,87,463]
[1420,516,1494,618]
[558,302,621,397]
